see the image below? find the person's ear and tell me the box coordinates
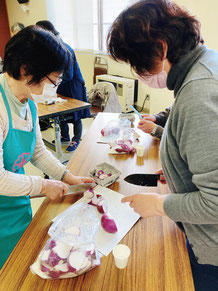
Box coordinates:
[160,39,168,60]
[20,65,27,79]
[161,41,168,59]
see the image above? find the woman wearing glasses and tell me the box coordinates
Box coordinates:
[0,26,94,269]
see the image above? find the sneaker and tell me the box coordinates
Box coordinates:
[66,141,79,152]
[52,137,70,144]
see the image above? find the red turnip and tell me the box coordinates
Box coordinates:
[101,213,118,233]
[97,199,108,214]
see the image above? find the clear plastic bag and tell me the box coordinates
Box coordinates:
[100,119,121,137]
[30,203,101,279]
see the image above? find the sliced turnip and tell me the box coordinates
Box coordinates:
[41,263,50,273]
[67,251,88,273]
[53,242,72,260]
[101,213,118,233]
[87,199,98,207]
[92,194,100,205]
[49,239,56,249]
[59,273,74,279]
[97,199,108,214]
[48,270,63,279]
[98,173,109,180]
[47,250,61,267]
[83,189,94,199]
[101,128,105,136]
[120,143,131,152]
[77,259,92,275]
[40,249,50,262]
[97,170,104,177]
[87,198,94,205]
[115,147,129,153]
[55,263,69,273]
[85,243,95,256]
[64,226,80,236]
[44,239,56,250]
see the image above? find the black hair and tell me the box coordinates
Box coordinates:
[107,0,204,76]
[36,20,59,36]
[3,25,71,84]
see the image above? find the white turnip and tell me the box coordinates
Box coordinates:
[83,189,95,199]
[67,251,88,273]
[53,242,72,260]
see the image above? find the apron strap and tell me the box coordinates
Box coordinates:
[0,84,13,130]
[28,98,37,132]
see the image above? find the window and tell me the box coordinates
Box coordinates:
[47,0,136,52]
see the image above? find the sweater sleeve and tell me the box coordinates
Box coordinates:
[163,79,218,224]
[154,126,164,139]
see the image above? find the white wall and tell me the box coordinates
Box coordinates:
[5,0,218,114]
[6,0,47,31]
[75,0,218,114]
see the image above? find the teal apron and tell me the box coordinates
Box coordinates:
[0,84,37,269]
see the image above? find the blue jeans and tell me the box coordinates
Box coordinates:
[186,238,218,291]
[60,119,82,143]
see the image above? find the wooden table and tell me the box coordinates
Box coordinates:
[38,96,91,162]
[0,113,194,291]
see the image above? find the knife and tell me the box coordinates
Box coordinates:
[31,182,96,199]
[124,174,160,186]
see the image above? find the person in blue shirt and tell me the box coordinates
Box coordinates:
[36,20,91,152]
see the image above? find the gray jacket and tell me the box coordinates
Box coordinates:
[160,45,218,265]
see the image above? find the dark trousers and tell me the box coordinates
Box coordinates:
[186,238,218,291]
[60,119,82,143]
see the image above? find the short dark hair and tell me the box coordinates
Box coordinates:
[3,25,71,84]
[107,0,204,76]
[36,20,59,36]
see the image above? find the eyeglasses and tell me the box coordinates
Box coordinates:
[46,75,62,88]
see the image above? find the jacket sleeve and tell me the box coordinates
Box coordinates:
[155,106,171,127]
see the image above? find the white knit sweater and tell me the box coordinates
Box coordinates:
[0,92,66,197]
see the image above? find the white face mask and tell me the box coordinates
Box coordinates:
[29,83,57,104]
[138,60,167,89]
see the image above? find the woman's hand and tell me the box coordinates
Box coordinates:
[41,179,69,200]
[62,172,95,186]
[137,119,157,134]
[121,193,166,218]
[155,168,167,184]
[141,113,156,122]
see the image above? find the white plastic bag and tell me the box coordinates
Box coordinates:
[30,203,101,279]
